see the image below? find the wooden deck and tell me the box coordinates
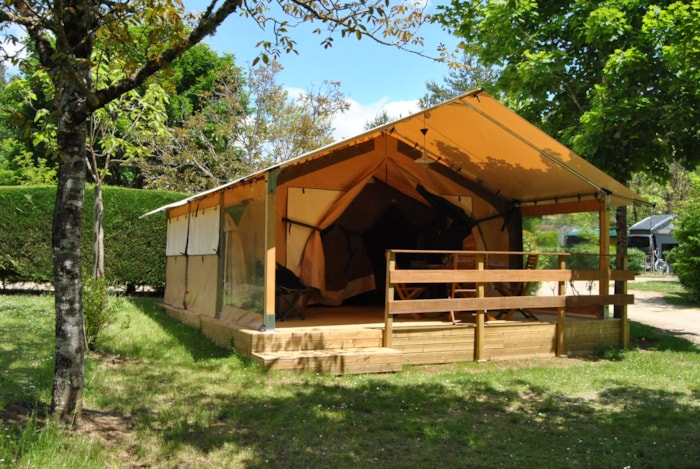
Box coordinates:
[162,303,625,374]
[161,250,632,374]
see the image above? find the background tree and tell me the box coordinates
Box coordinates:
[435,0,700,315]
[139,62,249,192]
[0,58,59,185]
[87,81,170,277]
[1,0,428,422]
[628,162,695,221]
[419,52,499,109]
[364,109,396,130]
[140,59,350,192]
[667,171,700,299]
[239,60,349,169]
[160,43,242,127]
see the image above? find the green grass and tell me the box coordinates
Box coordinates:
[1,293,699,468]
[628,280,685,294]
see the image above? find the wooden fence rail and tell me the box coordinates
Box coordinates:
[383,250,634,360]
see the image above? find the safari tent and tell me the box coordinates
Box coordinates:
[144,90,645,374]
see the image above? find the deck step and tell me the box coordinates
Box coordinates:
[252,347,403,375]
[249,328,385,353]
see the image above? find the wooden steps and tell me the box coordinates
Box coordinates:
[249,327,384,353]
[252,347,403,374]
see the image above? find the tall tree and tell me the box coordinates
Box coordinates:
[161,43,242,126]
[436,0,700,315]
[240,60,349,168]
[87,81,170,277]
[140,59,350,192]
[364,109,395,130]
[0,0,428,422]
[139,62,249,192]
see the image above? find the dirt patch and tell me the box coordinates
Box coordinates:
[628,290,700,345]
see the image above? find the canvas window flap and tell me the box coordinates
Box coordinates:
[166,215,189,256]
[187,206,220,256]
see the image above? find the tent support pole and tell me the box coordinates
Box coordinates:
[263,170,279,332]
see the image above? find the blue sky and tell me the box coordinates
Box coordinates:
[189,1,459,139]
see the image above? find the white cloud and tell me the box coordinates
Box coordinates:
[332,97,419,141]
[285,86,305,100]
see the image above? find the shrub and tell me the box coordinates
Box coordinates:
[626,248,646,275]
[83,275,124,350]
[667,197,700,300]
[563,243,603,270]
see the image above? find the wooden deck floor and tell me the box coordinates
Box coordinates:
[275,304,593,330]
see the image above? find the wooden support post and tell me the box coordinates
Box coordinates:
[556,255,567,356]
[262,171,278,332]
[474,253,486,361]
[384,251,396,347]
[183,202,192,310]
[215,190,225,320]
[598,195,611,319]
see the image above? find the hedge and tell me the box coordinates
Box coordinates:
[0,185,187,288]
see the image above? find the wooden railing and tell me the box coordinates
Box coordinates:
[383,250,634,360]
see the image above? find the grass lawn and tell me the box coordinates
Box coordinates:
[1,290,699,468]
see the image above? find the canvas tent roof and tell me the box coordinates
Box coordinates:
[143,90,645,219]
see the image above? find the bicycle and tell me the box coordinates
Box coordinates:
[654,256,670,275]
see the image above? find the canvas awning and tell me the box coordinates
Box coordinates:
[304,89,644,208]
[142,90,644,219]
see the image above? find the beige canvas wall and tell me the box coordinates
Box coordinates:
[186,255,218,317]
[165,255,186,309]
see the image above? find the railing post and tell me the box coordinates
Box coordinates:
[556,255,567,356]
[384,250,395,347]
[474,253,486,361]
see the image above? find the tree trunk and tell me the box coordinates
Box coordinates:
[614,206,628,319]
[51,107,88,423]
[93,180,105,278]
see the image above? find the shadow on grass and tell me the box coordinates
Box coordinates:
[0,295,55,410]
[630,321,700,353]
[4,294,700,468]
[101,363,700,469]
[663,292,698,307]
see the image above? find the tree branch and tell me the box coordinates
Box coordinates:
[93,0,244,111]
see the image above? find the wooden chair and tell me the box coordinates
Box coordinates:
[495,254,539,320]
[448,253,495,324]
[275,264,307,321]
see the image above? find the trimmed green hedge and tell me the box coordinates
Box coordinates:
[0,185,187,288]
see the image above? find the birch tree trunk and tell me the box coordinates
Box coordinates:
[93,179,105,278]
[48,0,94,420]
